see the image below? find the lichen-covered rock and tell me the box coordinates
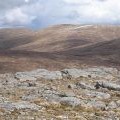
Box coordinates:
[0,73,18,86]
[87,100,106,110]
[15,74,37,82]
[60,97,83,107]
[0,101,40,111]
[17,81,36,88]
[14,67,119,81]
[13,101,40,110]
[107,101,117,109]
[61,67,117,79]
[95,81,120,91]
[0,96,9,103]
[15,69,62,81]
[0,102,16,111]
[42,89,62,102]
[63,91,76,97]
[116,100,120,107]
[62,69,89,79]
[76,82,95,90]
[84,90,111,100]
[0,66,120,119]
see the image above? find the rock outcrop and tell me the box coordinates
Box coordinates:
[0,66,120,119]
[15,67,119,81]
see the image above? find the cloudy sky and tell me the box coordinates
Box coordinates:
[0,0,120,29]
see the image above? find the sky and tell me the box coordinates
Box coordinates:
[0,0,120,29]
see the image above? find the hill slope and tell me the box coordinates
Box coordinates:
[10,25,120,52]
[0,25,120,72]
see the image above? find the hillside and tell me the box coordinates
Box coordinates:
[0,24,120,72]
[31,25,120,52]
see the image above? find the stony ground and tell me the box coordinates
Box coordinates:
[0,66,120,120]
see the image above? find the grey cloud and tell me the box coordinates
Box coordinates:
[0,0,120,28]
[0,0,27,11]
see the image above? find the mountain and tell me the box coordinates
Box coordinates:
[0,24,120,73]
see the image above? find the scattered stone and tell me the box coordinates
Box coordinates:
[0,66,120,119]
[67,84,76,89]
[68,85,72,89]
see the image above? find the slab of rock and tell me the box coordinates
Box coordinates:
[0,96,9,103]
[107,101,117,109]
[42,89,61,102]
[116,100,120,107]
[87,100,106,110]
[17,81,36,88]
[0,101,40,111]
[15,69,62,81]
[84,90,111,100]
[60,97,83,107]
[76,82,95,90]
[61,67,117,79]
[14,67,119,81]
[0,73,18,86]
[13,101,40,110]
[0,102,16,111]
[22,89,42,101]
[85,67,118,75]
[62,69,89,79]
[63,91,76,97]
[15,75,37,82]
[95,81,120,91]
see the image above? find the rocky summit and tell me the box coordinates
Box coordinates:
[0,66,120,120]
